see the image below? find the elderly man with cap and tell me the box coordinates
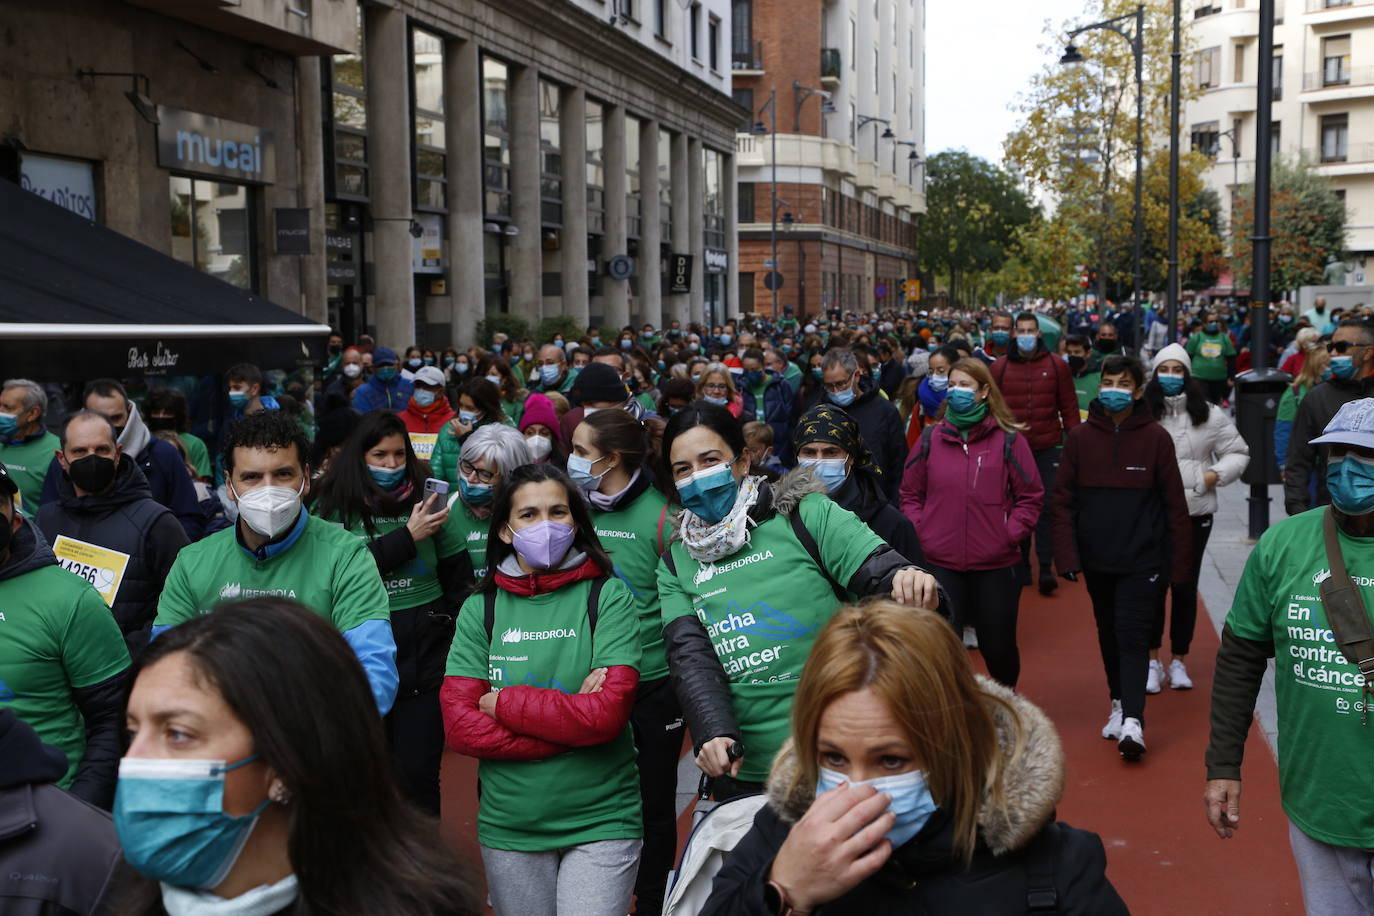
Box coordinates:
[558,362,653,445]
[352,346,414,413]
[398,365,455,435]
[1206,397,1374,915]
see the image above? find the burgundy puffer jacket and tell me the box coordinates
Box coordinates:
[899,416,1044,571]
[990,345,1080,451]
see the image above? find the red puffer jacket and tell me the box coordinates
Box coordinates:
[899,416,1044,571]
[990,346,1080,451]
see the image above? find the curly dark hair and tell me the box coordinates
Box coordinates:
[222,408,310,475]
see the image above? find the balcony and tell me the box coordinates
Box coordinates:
[125,0,357,54]
[1307,142,1374,174]
[1305,0,1374,20]
[821,48,841,87]
[1302,66,1374,100]
[733,41,764,75]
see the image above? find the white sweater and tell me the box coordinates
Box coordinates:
[1158,393,1251,517]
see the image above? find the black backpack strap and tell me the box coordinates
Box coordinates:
[905,424,935,469]
[1320,508,1374,724]
[483,589,498,643]
[1004,430,1034,485]
[587,576,605,634]
[661,543,678,577]
[1025,823,1060,913]
[789,510,847,604]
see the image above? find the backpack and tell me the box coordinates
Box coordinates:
[907,424,1034,487]
[662,793,769,916]
[482,576,607,642]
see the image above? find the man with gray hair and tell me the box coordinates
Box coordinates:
[0,379,61,515]
[811,348,906,498]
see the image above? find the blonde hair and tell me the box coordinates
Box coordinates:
[787,602,1025,864]
[948,358,1026,435]
[696,363,738,399]
[543,391,570,417]
[1295,345,1330,390]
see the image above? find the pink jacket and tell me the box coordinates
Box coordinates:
[899,416,1045,571]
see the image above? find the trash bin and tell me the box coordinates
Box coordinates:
[1233,367,1293,486]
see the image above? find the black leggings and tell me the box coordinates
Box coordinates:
[1084,570,1166,724]
[1151,514,1213,656]
[1201,377,1230,404]
[927,563,1023,688]
[631,676,685,915]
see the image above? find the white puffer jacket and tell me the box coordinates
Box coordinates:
[1159,393,1251,516]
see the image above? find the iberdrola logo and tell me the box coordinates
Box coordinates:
[219,582,242,600]
[501,627,522,644]
[1314,570,1332,586]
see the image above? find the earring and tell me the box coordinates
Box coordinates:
[269,782,292,805]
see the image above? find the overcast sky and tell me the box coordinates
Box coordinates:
[925,0,1092,166]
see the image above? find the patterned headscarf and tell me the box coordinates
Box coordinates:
[792,404,879,478]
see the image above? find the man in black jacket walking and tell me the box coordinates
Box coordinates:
[37,411,189,658]
[809,349,907,499]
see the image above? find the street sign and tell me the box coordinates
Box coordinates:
[669,253,692,293]
[607,254,635,280]
[763,271,785,291]
[763,259,776,268]
[875,282,888,299]
[906,278,921,301]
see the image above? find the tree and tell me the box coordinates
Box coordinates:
[916,151,1036,308]
[991,214,1092,303]
[1231,156,1347,295]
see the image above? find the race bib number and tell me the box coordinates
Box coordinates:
[1200,341,1222,359]
[51,535,131,607]
[409,433,438,462]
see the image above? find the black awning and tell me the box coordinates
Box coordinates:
[0,177,329,381]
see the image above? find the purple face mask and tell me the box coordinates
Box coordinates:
[509,520,577,570]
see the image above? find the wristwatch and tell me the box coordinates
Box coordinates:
[764,880,811,916]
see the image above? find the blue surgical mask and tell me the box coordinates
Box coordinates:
[567,453,610,491]
[815,766,938,850]
[1157,374,1185,396]
[459,475,494,506]
[367,463,407,490]
[829,387,857,407]
[1099,388,1135,413]
[676,462,740,524]
[455,362,470,375]
[1016,334,1037,352]
[703,395,728,407]
[1331,355,1357,381]
[114,755,271,890]
[1330,454,1374,515]
[927,374,949,392]
[799,457,848,493]
[228,391,249,410]
[459,410,480,426]
[0,412,19,437]
[945,387,978,413]
[990,330,1010,346]
[539,364,562,386]
[375,366,399,383]
[621,339,634,350]
[590,336,601,347]
[720,334,733,345]
[811,367,823,380]
[413,389,438,407]
[423,357,435,366]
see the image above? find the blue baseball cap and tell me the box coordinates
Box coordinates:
[373,347,399,367]
[1311,398,1374,450]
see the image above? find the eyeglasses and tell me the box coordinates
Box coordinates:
[459,460,498,484]
[1327,341,1370,355]
[701,382,729,394]
[822,374,858,393]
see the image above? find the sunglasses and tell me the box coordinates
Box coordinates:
[1327,341,1371,354]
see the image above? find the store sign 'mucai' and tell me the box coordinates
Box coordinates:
[157,106,276,184]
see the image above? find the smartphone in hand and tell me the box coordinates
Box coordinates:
[423,478,449,509]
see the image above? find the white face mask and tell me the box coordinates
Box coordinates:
[485,374,503,387]
[525,434,552,460]
[341,363,362,379]
[231,479,305,539]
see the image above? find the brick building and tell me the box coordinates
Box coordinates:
[731,0,925,318]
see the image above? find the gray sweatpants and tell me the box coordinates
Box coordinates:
[481,838,643,916]
[1289,820,1374,915]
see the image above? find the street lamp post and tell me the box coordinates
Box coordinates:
[894,140,919,175]
[1061,3,1145,354]
[792,81,835,133]
[857,114,894,163]
[1167,0,1182,342]
[752,90,779,317]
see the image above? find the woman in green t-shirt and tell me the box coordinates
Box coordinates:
[657,405,941,800]
[1184,311,1237,404]
[307,411,458,817]
[442,463,643,916]
[571,408,676,915]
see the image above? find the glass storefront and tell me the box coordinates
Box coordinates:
[168,176,254,290]
[412,27,446,211]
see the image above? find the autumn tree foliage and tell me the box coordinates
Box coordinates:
[1230,157,1347,294]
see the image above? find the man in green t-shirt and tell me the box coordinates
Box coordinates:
[0,462,130,808]
[1065,335,1102,422]
[1185,311,1237,404]
[1207,399,1374,912]
[0,379,61,516]
[154,410,398,714]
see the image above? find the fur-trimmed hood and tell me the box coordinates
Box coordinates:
[762,675,1065,857]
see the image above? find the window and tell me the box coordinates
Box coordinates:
[708,16,720,70]
[482,57,511,218]
[1233,42,1245,84]
[1271,121,1281,158]
[329,9,367,200]
[1190,121,1219,155]
[619,0,636,19]
[849,18,856,68]
[169,176,255,290]
[1322,113,1348,162]
[738,182,755,222]
[1194,46,1220,89]
[703,148,725,248]
[412,28,446,212]
[849,101,856,145]
[659,128,673,241]
[909,29,914,66]
[626,117,642,238]
[908,91,913,130]
[732,0,753,67]
[873,45,879,93]
[539,80,562,226]
[690,3,701,60]
[732,88,754,130]
[654,0,666,38]
[1324,35,1351,86]
[1273,49,1283,100]
[586,100,605,235]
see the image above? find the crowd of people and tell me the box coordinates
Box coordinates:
[8,293,1374,914]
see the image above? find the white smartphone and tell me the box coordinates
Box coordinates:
[422,478,449,508]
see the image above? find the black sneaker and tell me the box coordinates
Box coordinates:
[1038,568,1058,595]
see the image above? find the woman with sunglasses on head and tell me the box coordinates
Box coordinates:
[441,464,644,916]
[307,411,460,816]
[657,405,941,800]
[113,598,478,916]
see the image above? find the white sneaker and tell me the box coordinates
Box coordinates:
[1118,717,1146,761]
[1101,700,1123,740]
[1168,658,1193,690]
[1146,659,1165,694]
[963,626,979,649]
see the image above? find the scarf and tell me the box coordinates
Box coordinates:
[587,468,641,511]
[946,400,988,433]
[678,475,763,563]
[493,551,603,596]
[118,401,152,459]
[917,377,947,418]
[161,875,299,916]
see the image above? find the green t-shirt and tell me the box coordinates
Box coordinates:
[181,432,212,480]
[1277,383,1310,423]
[1073,371,1101,421]
[155,513,390,634]
[440,499,493,580]
[0,564,131,787]
[446,576,643,850]
[1227,507,1374,847]
[0,431,60,516]
[1185,331,1236,381]
[502,399,525,427]
[782,362,803,394]
[657,494,881,782]
[317,506,460,611]
[592,484,672,682]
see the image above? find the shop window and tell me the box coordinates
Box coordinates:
[586,99,606,235]
[169,175,255,290]
[482,57,512,219]
[412,27,447,211]
[329,8,368,201]
[540,80,563,226]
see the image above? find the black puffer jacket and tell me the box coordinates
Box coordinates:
[831,469,924,566]
[1284,375,1374,515]
[799,378,908,499]
[0,709,121,916]
[37,456,189,656]
[702,678,1129,916]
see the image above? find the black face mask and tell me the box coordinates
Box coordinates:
[146,416,179,433]
[67,454,118,494]
[112,426,126,442]
[328,344,343,355]
[1067,355,1087,373]
[0,514,11,555]
[1096,338,1119,354]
